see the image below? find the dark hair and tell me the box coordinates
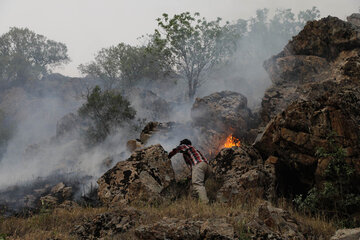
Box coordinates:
[180,139,192,145]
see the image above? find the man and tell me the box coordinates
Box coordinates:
[168,139,211,203]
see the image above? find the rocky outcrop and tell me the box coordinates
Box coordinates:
[261,16,360,124]
[255,85,360,196]
[211,146,275,202]
[330,227,360,240]
[191,91,258,156]
[246,202,307,239]
[40,182,73,207]
[348,13,360,27]
[192,91,254,137]
[135,217,234,240]
[285,16,360,60]
[73,207,140,239]
[97,144,175,205]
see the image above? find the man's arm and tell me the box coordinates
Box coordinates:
[168,145,187,159]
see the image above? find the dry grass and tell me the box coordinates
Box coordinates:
[0,197,337,239]
[131,196,264,238]
[275,198,336,239]
[133,196,337,239]
[136,197,259,221]
[0,207,107,240]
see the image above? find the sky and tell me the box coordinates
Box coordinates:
[1,0,359,77]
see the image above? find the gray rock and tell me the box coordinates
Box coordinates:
[331,228,360,240]
[211,145,275,203]
[347,13,360,27]
[97,144,175,205]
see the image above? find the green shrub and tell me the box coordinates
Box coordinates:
[294,133,360,227]
[78,86,136,144]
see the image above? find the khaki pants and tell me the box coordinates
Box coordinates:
[192,161,212,203]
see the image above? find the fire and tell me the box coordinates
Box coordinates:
[223,134,241,148]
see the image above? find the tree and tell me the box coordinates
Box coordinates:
[155,12,238,99]
[78,86,136,144]
[78,46,121,90]
[79,41,172,91]
[0,27,69,88]
[297,6,320,26]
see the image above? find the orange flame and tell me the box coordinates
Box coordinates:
[223,134,241,148]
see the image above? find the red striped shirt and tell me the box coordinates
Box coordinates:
[168,144,208,167]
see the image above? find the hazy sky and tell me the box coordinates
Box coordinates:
[1,0,359,77]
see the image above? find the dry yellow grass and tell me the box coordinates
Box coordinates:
[275,198,336,239]
[0,197,336,239]
[0,207,107,240]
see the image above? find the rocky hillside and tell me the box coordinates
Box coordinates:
[1,15,360,240]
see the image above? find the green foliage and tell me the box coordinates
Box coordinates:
[0,27,69,88]
[78,86,135,144]
[294,133,360,227]
[79,41,172,90]
[155,12,239,99]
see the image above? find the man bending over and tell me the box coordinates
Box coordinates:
[168,139,212,203]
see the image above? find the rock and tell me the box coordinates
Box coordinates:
[247,202,306,240]
[330,227,360,240]
[255,85,360,196]
[211,145,275,202]
[73,207,140,239]
[285,16,360,60]
[51,182,66,193]
[135,218,202,240]
[139,121,187,145]
[191,91,253,137]
[51,182,73,202]
[264,55,329,85]
[200,218,234,240]
[261,16,360,125]
[347,13,360,27]
[97,144,175,205]
[40,195,58,207]
[38,182,74,208]
[191,91,258,156]
[126,139,143,152]
[135,217,234,240]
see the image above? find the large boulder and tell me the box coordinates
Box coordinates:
[73,207,140,239]
[211,145,275,202]
[347,13,360,27]
[246,202,307,240]
[191,91,253,136]
[97,144,175,205]
[284,16,360,60]
[261,16,360,124]
[330,227,360,240]
[255,85,360,196]
[191,91,258,156]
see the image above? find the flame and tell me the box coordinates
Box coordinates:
[223,134,241,148]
